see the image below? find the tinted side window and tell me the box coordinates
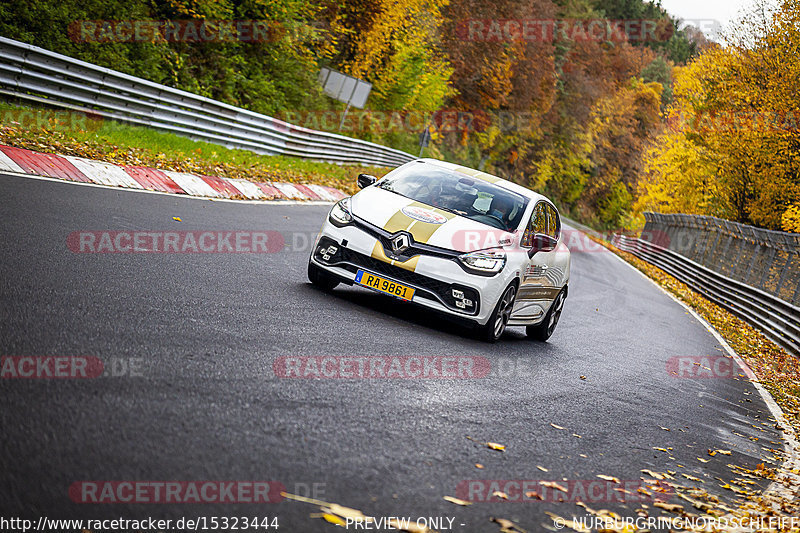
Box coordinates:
[521,203,547,247]
[531,204,547,233]
[545,204,560,239]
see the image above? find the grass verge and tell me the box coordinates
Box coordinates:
[0,100,391,195]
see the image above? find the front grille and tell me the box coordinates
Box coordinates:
[353,217,460,261]
[314,237,479,315]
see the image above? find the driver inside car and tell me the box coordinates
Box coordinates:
[488,195,514,225]
[425,184,472,215]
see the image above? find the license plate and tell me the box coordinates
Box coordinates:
[355,270,415,301]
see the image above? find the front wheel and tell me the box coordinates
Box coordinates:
[478,284,517,343]
[527,288,566,341]
[308,261,339,291]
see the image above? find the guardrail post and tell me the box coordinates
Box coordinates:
[776,250,794,297]
[700,225,721,266]
[731,236,747,280]
[720,228,736,278]
[759,246,777,289]
[743,234,761,286]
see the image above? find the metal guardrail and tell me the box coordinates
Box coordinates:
[0,36,416,167]
[642,212,800,306]
[612,233,800,357]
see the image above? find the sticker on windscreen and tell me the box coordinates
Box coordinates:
[401,206,448,224]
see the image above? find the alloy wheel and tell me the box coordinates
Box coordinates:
[493,286,517,339]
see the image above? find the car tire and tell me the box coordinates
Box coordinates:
[308,261,339,291]
[527,288,566,342]
[478,284,517,343]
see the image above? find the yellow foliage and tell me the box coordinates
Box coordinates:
[343,0,446,79]
[638,1,800,229]
[781,204,800,233]
[327,0,454,115]
[635,130,719,216]
[580,78,663,226]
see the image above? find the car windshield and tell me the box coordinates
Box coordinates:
[376,163,529,231]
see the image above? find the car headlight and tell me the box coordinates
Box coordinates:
[458,249,506,275]
[329,197,353,226]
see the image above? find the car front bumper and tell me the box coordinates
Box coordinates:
[310,218,515,326]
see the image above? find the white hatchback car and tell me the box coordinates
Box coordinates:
[308,158,571,342]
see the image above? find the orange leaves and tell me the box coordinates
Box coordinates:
[639,3,800,229]
[708,449,732,457]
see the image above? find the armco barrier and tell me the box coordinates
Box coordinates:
[612,233,800,357]
[0,36,415,167]
[642,212,800,306]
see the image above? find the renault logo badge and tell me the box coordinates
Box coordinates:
[390,233,410,255]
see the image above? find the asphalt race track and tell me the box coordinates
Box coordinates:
[0,172,786,531]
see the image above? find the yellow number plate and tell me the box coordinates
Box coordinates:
[355,270,415,301]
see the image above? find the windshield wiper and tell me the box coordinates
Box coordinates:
[433,205,464,217]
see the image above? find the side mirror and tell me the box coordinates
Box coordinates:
[527,233,558,258]
[357,174,377,189]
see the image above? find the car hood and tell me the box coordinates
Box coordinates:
[350,186,517,253]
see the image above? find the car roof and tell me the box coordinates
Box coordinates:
[414,158,548,203]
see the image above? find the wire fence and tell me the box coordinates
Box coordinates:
[642,212,800,306]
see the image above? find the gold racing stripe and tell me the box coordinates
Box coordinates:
[453,166,502,184]
[370,241,420,272]
[371,201,456,271]
[381,201,455,244]
[382,209,417,234]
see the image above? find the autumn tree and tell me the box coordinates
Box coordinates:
[0,0,325,115]
[636,0,800,230]
[500,0,668,228]
[434,0,558,174]
[320,0,454,114]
